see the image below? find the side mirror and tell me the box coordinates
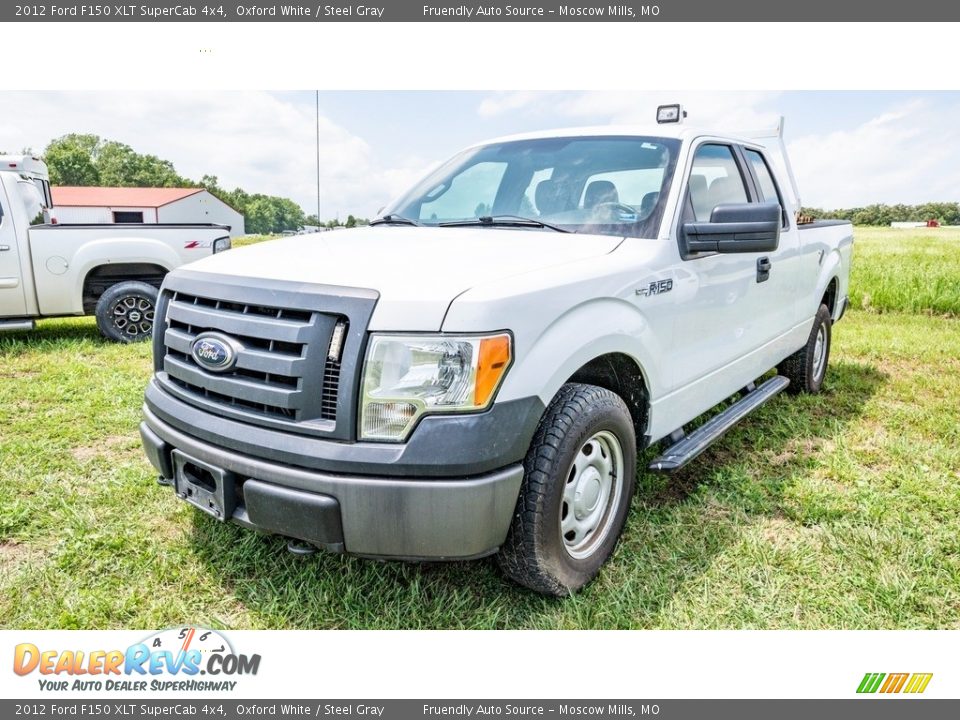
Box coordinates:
[681,202,781,255]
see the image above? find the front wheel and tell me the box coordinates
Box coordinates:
[497,383,637,596]
[94,280,158,343]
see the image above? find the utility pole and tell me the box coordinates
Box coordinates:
[316,90,321,224]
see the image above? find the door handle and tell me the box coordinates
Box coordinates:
[0,245,10,251]
[756,257,772,283]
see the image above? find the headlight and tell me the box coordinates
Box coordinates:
[360,333,512,441]
[213,237,232,253]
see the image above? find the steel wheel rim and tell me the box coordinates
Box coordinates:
[112,296,155,337]
[560,429,624,560]
[812,324,827,380]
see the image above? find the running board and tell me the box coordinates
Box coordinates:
[0,318,35,332]
[649,375,790,472]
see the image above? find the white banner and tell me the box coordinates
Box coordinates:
[2,629,952,699]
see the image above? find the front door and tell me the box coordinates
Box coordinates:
[0,184,28,317]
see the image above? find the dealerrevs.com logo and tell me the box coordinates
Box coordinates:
[13,627,260,692]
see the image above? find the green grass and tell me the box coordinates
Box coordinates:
[1,227,958,629]
[849,226,960,316]
[232,233,282,248]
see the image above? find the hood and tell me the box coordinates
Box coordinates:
[182,226,623,330]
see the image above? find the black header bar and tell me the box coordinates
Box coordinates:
[6,0,960,22]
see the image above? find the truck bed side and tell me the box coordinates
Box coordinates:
[27,223,230,316]
[799,220,854,322]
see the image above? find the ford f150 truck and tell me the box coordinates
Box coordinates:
[140,109,852,595]
[0,156,231,342]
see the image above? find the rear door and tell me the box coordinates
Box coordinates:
[740,145,802,334]
[0,181,28,317]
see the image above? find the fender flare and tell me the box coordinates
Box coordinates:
[71,237,178,311]
[813,248,842,318]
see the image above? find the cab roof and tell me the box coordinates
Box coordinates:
[470,124,771,149]
[0,155,50,180]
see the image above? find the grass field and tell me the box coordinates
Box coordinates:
[1,227,958,629]
[849,227,960,316]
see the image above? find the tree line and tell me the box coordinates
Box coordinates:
[801,202,960,226]
[40,134,369,235]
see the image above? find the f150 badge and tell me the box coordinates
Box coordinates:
[636,279,673,297]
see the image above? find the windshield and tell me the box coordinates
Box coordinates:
[383,135,680,238]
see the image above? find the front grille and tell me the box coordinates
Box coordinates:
[160,290,343,427]
[321,358,341,421]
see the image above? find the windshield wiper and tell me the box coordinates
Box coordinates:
[370,214,422,227]
[438,215,573,234]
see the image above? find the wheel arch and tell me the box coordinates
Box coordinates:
[821,275,839,318]
[812,247,843,321]
[68,237,179,314]
[565,352,650,444]
[81,262,169,313]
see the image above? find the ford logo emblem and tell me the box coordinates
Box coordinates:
[191,332,241,372]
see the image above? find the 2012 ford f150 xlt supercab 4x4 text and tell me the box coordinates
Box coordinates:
[140,109,852,595]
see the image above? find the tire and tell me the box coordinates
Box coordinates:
[94,280,159,343]
[497,383,637,596]
[778,303,832,394]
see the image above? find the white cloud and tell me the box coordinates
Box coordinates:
[0,91,427,220]
[478,91,546,118]
[477,91,960,208]
[787,99,960,208]
[4,91,956,221]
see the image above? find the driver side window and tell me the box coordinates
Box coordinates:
[687,144,749,222]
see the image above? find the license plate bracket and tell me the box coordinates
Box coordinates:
[172,450,236,521]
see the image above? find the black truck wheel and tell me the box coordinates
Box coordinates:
[778,303,832,394]
[95,281,158,343]
[497,383,637,596]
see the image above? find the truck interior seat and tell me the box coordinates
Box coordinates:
[639,191,660,219]
[707,177,742,214]
[535,179,565,216]
[689,174,710,220]
[583,180,619,209]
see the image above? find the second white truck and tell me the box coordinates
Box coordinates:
[140,109,853,595]
[0,156,231,342]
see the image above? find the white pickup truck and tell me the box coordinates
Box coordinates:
[140,109,853,595]
[0,156,231,342]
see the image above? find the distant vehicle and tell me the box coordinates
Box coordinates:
[0,157,232,342]
[141,109,853,595]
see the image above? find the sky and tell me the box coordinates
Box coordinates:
[1,90,957,219]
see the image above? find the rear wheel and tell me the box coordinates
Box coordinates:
[778,303,832,394]
[497,383,637,596]
[95,280,158,343]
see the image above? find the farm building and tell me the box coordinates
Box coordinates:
[51,187,245,237]
[891,220,940,229]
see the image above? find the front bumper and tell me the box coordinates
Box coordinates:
[141,399,528,561]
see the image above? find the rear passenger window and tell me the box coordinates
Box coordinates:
[687,144,749,222]
[745,149,787,226]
